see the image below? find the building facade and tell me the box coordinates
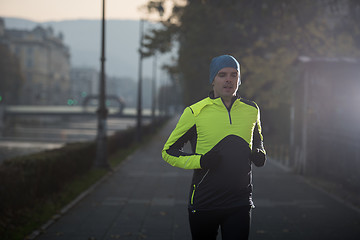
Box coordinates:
[0,18,71,105]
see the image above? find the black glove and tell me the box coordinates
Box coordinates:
[200,149,221,169]
[250,148,266,167]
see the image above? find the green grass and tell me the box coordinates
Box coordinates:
[109,144,138,169]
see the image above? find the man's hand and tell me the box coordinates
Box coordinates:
[250,148,266,167]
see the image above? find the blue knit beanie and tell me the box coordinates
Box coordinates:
[209,55,241,85]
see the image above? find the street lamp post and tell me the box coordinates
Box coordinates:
[136,19,144,142]
[151,53,157,122]
[95,0,109,169]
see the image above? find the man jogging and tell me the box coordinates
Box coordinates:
[162,54,266,240]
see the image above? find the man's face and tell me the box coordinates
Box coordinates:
[212,67,239,99]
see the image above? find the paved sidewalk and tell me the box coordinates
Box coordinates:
[251,161,360,240]
[36,117,360,240]
[37,117,193,240]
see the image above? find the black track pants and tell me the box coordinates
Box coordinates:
[188,206,251,240]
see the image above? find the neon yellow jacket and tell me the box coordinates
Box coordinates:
[162,93,266,211]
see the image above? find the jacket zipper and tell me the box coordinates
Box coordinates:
[227,110,232,124]
[191,185,196,205]
[222,99,234,125]
[221,99,235,125]
[190,169,210,212]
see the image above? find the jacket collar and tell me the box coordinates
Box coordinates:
[208,90,240,103]
[208,91,240,110]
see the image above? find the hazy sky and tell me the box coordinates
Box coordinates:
[0,0,150,22]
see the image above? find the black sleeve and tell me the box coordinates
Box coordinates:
[166,125,197,157]
[251,122,266,167]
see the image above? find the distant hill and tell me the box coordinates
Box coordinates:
[3,17,175,80]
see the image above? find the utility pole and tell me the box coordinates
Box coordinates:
[95,0,109,169]
[136,19,144,142]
